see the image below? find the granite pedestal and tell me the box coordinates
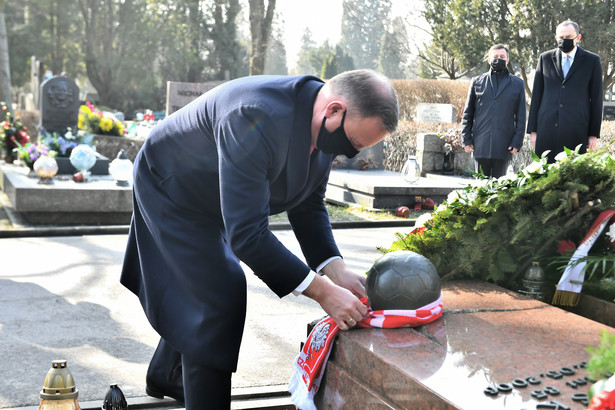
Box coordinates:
[314,280,613,409]
[0,163,132,225]
[326,169,477,209]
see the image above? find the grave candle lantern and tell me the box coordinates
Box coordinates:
[33,155,58,184]
[401,155,421,184]
[38,360,81,410]
[518,261,548,301]
[109,150,133,187]
[69,144,97,182]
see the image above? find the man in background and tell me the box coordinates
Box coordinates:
[461,44,526,178]
[527,20,603,162]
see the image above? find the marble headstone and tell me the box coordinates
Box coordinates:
[166,81,224,116]
[416,103,456,123]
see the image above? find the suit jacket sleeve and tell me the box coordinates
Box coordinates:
[527,55,545,134]
[217,106,311,297]
[512,79,527,149]
[287,173,340,271]
[461,78,477,146]
[589,54,603,137]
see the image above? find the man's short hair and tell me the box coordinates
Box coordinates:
[486,44,510,61]
[557,20,580,35]
[327,69,399,133]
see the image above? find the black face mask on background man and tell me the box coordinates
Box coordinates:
[490,58,507,72]
[316,111,359,158]
[558,38,575,54]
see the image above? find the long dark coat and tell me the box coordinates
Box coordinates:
[527,46,603,162]
[461,70,526,160]
[120,75,340,372]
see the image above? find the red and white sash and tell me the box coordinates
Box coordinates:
[553,209,615,306]
[288,295,443,410]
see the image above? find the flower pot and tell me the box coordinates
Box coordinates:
[443,151,454,175]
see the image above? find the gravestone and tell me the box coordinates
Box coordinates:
[166,81,224,116]
[39,76,80,134]
[415,133,445,173]
[416,103,456,123]
[603,102,615,121]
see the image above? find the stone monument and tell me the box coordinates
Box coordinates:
[39,76,80,134]
[166,81,224,116]
[416,102,456,123]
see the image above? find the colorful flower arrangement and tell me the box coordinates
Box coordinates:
[12,141,49,169]
[38,128,94,158]
[437,128,464,154]
[0,101,30,159]
[79,101,125,137]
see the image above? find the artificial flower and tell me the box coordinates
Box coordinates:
[557,239,576,254]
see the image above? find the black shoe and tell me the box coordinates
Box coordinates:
[146,338,185,404]
[145,382,185,404]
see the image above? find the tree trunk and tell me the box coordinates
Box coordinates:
[0,0,12,111]
[248,0,276,76]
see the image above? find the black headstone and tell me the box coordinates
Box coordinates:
[39,76,80,134]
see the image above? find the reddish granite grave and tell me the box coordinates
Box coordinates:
[314,280,612,409]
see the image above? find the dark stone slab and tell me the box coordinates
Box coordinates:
[55,154,110,175]
[315,280,612,409]
[93,134,144,163]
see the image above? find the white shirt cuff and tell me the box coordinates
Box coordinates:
[292,271,316,296]
[292,256,342,296]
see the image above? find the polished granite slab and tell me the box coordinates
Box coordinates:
[315,280,613,409]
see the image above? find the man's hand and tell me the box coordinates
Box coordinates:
[530,132,537,148]
[508,147,518,154]
[303,267,368,331]
[464,145,473,153]
[321,258,366,299]
[588,136,598,151]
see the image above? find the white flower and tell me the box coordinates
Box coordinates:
[447,190,461,204]
[525,161,542,174]
[606,223,615,243]
[554,151,568,162]
[434,202,447,214]
[415,212,433,228]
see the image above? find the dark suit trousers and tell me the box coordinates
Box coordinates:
[475,158,509,178]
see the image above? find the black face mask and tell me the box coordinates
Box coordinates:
[558,38,575,54]
[490,58,507,72]
[316,111,359,159]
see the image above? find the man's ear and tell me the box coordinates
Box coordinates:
[324,101,345,119]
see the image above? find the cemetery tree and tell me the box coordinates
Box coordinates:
[78,0,150,108]
[209,0,243,80]
[294,28,317,75]
[248,0,275,75]
[417,40,469,80]
[264,16,288,75]
[0,0,11,110]
[321,45,354,79]
[575,0,615,97]
[378,17,410,79]
[340,0,391,70]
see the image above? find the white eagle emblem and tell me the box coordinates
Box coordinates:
[310,322,330,352]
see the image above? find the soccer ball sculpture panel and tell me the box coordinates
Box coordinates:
[366,250,441,310]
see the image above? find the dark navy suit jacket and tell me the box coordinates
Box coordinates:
[461,70,526,160]
[527,46,603,161]
[121,75,340,372]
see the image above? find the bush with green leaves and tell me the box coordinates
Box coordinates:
[385,148,615,300]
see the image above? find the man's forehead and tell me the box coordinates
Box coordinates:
[556,25,577,36]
